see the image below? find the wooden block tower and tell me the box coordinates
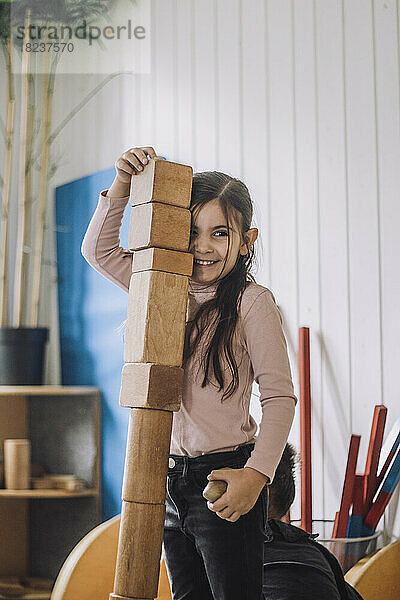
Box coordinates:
[109,157,193,600]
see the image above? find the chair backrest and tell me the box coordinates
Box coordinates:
[345,541,400,600]
[50,514,172,600]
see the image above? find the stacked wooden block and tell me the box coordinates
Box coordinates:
[109,158,193,600]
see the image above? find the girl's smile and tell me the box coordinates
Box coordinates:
[194,258,219,266]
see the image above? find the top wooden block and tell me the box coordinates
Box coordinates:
[129,157,193,208]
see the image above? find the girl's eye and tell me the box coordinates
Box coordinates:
[190,230,227,238]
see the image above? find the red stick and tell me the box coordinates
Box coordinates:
[352,474,365,515]
[332,434,361,538]
[299,327,312,532]
[330,511,340,548]
[363,405,387,514]
[346,474,365,538]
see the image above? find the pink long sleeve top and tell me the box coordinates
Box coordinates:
[81,190,298,483]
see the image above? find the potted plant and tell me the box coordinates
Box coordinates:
[0,0,131,383]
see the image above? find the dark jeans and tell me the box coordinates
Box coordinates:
[163,442,269,600]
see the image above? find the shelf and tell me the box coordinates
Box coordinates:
[0,388,101,580]
[0,576,52,600]
[0,386,100,396]
[0,487,98,498]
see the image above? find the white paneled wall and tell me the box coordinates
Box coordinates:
[2,0,399,538]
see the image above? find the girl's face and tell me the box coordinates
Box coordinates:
[189,198,258,284]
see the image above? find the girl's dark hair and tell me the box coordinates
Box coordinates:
[184,171,257,401]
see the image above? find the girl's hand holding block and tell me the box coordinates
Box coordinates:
[204,467,268,522]
[107,146,157,198]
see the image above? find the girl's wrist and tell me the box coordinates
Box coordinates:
[106,177,130,198]
[243,466,269,488]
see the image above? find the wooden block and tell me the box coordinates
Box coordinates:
[128,202,191,252]
[124,271,188,366]
[131,247,193,277]
[121,408,172,503]
[129,156,193,208]
[113,500,165,599]
[119,363,183,411]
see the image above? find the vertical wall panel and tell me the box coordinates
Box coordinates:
[153,0,176,157]
[241,0,269,274]
[120,74,141,151]
[175,0,195,163]
[193,0,217,170]
[315,0,351,521]
[293,0,323,523]
[373,0,400,538]
[343,0,381,466]
[266,0,298,324]
[215,0,241,173]
[266,0,299,475]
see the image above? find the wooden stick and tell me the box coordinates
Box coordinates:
[332,434,361,539]
[331,512,340,540]
[342,474,368,572]
[299,327,312,532]
[362,405,387,514]
[346,474,365,538]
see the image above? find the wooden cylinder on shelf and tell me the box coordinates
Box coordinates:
[110,157,193,600]
[4,439,31,489]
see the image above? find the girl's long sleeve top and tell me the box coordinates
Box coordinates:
[81,190,298,483]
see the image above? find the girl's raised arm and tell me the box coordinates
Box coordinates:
[81,146,157,292]
[81,190,133,292]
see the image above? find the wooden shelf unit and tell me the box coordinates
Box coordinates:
[0,386,102,582]
[0,488,98,498]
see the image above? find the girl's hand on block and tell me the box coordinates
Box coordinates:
[204,467,268,522]
[115,146,157,184]
[107,146,158,198]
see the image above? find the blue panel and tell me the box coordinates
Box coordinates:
[55,169,130,520]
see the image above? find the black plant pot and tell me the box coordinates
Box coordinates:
[0,327,49,385]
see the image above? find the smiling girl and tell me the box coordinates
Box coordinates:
[81,146,298,599]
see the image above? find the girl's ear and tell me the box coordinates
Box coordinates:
[240,228,258,255]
